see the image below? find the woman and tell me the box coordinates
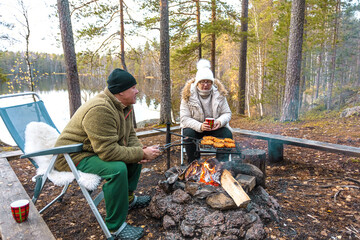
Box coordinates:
[180,59,232,163]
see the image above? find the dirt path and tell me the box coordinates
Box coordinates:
[3,115,360,239]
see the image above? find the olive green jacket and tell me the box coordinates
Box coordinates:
[54,88,143,172]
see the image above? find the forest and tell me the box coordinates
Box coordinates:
[1,1,360,239]
[0,0,359,120]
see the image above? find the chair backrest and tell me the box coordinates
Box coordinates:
[0,92,59,151]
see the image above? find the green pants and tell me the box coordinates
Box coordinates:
[76,155,142,232]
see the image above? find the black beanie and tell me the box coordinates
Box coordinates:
[107,69,137,94]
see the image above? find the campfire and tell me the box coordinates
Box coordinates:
[147,158,281,239]
[179,158,251,207]
[181,159,222,186]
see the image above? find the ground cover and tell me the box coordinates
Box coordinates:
[1,115,360,239]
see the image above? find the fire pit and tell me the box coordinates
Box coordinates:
[147,158,281,239]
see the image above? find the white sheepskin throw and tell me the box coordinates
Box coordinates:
[24,121,101,191]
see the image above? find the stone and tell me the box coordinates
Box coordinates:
[165,166,180,178]
[150,164,281,239]
[340,106,360,118]
[185,181,200,196]
[236,174,256,193]
[245,219,266,240]
[167,173,179,184]
[163,215,176,230]
[183,205,209,225]
[194,185,218,200]
[173,181,185,191]
[172,189,191,204]
[203,211,225,226]
[206,192,237,210]
[165,202,183,223]
[180,221,195,237]
[222,162,265,187]
[164,232,183,240]
[148,193,172,219]
[224,210,246,228]
[158,180,172,194]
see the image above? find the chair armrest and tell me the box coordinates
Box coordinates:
[20,143,83,159]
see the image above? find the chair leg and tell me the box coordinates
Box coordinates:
[39,183,70,214]
[93,191,104,207]
[79,185,112,239]
[64,153,113,239]
[32,175,43,204]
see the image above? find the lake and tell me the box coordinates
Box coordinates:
[0,90,160,146]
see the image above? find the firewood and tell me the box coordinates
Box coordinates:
[236,174,256,193]
[220,169,251,207]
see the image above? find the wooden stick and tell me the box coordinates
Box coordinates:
[220,169,251,207]
[345,177,360,186]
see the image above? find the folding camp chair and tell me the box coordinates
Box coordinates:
[0,92,114,240]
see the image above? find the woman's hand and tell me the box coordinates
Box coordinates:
[212,120,221,130]
[201,121,212,131]
[201,120,221,131]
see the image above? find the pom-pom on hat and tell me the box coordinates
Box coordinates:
[107,68,137,94]
[195,59,214,86]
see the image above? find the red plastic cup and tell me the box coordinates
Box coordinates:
[205,118,215,129]
[11,199,30,223]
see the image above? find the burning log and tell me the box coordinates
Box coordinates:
[179,158,222,186]
[178,158,251,207]
[221,169,251,207]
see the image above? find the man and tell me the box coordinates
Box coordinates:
[54,68,160,239]
[180,59,232,162]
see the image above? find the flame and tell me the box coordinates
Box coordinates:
[183,159,221,186]
[199,161,219,186]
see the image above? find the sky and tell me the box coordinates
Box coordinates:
[0,0,62,54]
[0,0,241,55]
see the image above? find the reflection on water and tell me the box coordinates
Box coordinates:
[0,73,163,146]
[0,90,160,146]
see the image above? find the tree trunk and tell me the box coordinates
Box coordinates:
[315,48,323,100]
[210,0,216,76]
[119,0,127,71]
[299,10,307,112]
[195,0,202,60]
[253,7,263,117]
[238,0,249,115]
[246,57,251,118]
[327,0,340,110]
[159,0,171,124]
[280,0,305,122]
[57,0,81,117]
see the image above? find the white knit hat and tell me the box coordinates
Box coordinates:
[195,59,214,86]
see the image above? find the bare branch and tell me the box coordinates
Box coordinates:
[70,0,99,16]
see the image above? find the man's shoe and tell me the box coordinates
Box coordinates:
[128,195,151,210]
[112,223,144,240]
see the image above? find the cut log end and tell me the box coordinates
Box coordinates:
[221,169,251,207]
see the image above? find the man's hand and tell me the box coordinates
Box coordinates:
[141,145,161,163]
